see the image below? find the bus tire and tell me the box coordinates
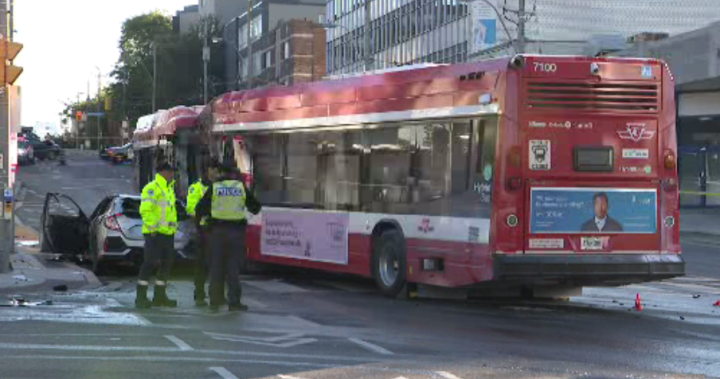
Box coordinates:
[372,229,408,298]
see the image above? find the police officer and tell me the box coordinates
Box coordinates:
[196,162,261,312]
[185,159,220,307]
[136,161,178,309]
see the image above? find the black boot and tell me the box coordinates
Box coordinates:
[152,285,178,308]
[135,284,152,309]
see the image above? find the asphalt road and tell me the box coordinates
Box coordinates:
[6,152,720,378]
[16,151,135,233]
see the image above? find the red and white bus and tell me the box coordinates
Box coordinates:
[139,55,685,297]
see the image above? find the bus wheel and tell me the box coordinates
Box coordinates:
[372,229,407,298]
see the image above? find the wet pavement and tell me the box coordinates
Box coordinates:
[4,153,720,378]
[1,273,719,378]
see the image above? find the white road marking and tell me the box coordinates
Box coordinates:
[205,331,318,348]
[210,367,240,379]
[165,335,193,351]
[436,371,464,379]
[0,342,378,362]
[348,338,393,355]
[3,355,337,368]
[278,375,309,379]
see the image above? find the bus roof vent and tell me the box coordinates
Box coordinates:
[526,81,659,112]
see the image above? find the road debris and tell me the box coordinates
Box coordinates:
[693,294,701,299]
[53,284,68,292]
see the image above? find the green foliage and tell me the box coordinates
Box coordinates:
[66,11,226,136]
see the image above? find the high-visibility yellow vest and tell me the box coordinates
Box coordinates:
[186,180,209,226]
[140,174,178,235]
[210,180,247,221]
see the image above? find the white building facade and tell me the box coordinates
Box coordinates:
[326,0,720,75]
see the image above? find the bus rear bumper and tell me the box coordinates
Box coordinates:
[493,254,685,286]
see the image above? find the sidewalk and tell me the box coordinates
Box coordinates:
[680,208,720,244]
[1,215,101,294]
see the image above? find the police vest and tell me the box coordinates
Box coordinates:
[211,180,247,221]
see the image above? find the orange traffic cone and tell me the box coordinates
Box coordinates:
[635,294,643,311]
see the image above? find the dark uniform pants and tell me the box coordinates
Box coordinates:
[139,233,176,282]
[194,226,209,300]
[208,223,246,306]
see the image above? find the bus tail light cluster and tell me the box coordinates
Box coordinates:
[664,151,676,170]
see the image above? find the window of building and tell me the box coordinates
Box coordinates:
[238,24,248,49]
[250,15,262,42]
[253,52,262,74]
[263,51,272,70]
[283,41,290,60]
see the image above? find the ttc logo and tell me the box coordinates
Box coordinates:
[418,218,434,234]
[618,123,655,142]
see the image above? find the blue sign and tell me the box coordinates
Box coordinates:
[86,112,106,117]
[530,188,657,234]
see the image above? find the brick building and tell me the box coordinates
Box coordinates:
[221,0,326,91]
[250,19,327,88]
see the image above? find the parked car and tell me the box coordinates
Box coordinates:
[108,143,132,164]
[99,147,110,160]
[41,193,196,274]
[17,137,35,165]
[32,139,63,161]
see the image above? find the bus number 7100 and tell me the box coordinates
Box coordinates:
[534,62,557,73]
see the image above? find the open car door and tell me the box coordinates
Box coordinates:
[41,193,89,257]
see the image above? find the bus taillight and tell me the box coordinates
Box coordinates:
[664,151,676,169]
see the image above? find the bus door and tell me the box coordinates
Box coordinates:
[524,118,662,254]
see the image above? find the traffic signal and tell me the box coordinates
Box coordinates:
[76,111,83,122]
[0,39,23,85]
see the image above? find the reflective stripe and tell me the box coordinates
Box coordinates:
[155,280,166,286]
[138,280,149,286]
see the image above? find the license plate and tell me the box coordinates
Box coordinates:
[581,237,603,251]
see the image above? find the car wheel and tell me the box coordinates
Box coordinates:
[372,229,408,298]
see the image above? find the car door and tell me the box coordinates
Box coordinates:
[41,193,89,257]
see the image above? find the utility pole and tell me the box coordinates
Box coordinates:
[516,0,526,54]
[364,0,373,71]
[96,69,102,149]
[246,0,254,89]
[152,42,157,112]
[0,2,23,273]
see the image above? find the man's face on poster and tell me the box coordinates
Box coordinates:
[594,195,608,219]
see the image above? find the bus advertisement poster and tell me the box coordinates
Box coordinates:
[261,209,350,264]
[530,188,657,234]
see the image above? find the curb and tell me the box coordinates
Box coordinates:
[680,231,720,246]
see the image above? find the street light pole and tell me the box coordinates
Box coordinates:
[152,42,157,112]
[517,0,526,54]
[96,67,102,149]
[203,21,209,104]
[364,0,372,71]
[247,0,254,89]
